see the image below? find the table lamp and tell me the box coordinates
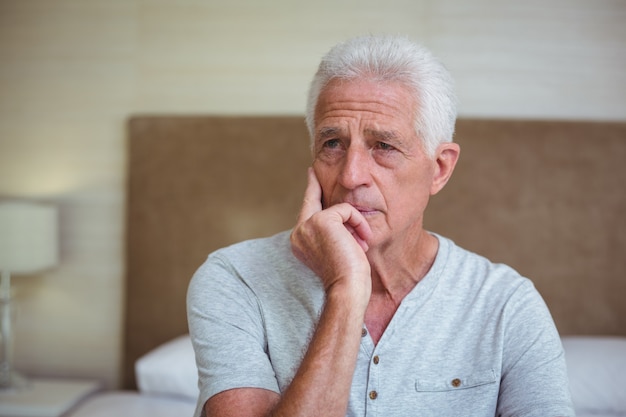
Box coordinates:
[0,201,58,390]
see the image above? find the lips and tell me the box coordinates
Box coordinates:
[346,203,379,216]
[328,193,381,215]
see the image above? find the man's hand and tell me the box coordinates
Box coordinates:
[290,168,372,304]
[207,168,373,417]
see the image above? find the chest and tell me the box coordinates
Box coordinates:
[364,297,401,345]
[349,317,504,417]
[364,309,395,345]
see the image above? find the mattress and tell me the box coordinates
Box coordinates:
[68,391,195,417]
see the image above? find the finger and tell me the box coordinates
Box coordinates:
[333,203,373,252]
[346,225,370,253]
[296,167,323,224]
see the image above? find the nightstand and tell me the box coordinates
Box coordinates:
[0,378,100,417]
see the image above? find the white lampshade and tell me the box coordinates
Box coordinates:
[0,202,58,274]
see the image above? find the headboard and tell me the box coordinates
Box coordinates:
[124,116,626,388]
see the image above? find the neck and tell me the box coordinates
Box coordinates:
[367,229,438,302]
[363,230,438,345]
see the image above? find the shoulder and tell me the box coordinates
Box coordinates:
[434,234,528,289]
[429,233,549,322]
[434,233,556,329]
[188,230,319,303]
[196,230,297,276]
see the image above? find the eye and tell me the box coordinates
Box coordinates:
[375,141,397,151]
[316,138,344,161]
[323,138,342,149]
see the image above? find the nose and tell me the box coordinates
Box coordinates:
[338,145,372,190]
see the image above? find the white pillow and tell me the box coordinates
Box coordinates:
[562,336,626,415]
[135,334,199,400]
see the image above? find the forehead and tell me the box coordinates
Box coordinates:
[314,78,417,136]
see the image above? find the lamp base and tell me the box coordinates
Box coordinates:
[0,369,30,391]
[1,270,30,392]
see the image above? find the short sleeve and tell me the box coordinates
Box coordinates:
[497,280,575,417]
[187,254,280,417]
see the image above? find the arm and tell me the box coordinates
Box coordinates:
[205,168,372,417]
[205,286,368,417]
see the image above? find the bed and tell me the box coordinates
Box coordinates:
[68,116,626,416]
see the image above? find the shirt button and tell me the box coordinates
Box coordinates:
[369,390,378,400]
[361,328,367,337]
[373,355,380,365]
[451,378,462,387]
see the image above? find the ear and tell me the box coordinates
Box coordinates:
[430,142,460,196]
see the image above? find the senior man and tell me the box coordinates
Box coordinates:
[187,34,574,417]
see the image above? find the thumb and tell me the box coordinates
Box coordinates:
[296,167,323,224]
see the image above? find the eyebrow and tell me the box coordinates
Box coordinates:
[317,127,343,140]
[317,127,401,140]
[365,128,401,142]
[315,126,405,148]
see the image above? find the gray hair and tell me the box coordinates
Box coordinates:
[305,35,457,157]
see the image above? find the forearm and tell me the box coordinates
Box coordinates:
[267,167,371,417]
[269,288,366,417]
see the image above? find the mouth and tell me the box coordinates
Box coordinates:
[349,204,379,216]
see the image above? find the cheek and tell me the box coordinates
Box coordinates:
[390,172,433,213]
[312,164,335,207]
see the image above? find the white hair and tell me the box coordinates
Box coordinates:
[305,35,457,157]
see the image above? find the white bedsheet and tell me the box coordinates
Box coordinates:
[68,391,196,417]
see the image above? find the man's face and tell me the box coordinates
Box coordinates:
[312,78,440,250]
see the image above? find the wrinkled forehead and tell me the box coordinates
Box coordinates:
[313,79,418,138]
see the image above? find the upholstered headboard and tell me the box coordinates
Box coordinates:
[123,116,626,388]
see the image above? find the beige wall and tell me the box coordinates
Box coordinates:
[0,0,624,389]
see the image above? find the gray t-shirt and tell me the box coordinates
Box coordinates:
[187,231,574,417]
